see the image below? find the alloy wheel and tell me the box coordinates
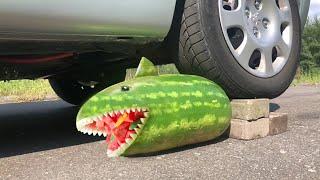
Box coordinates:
[218,0,293,78]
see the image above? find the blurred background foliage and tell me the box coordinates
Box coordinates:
[294,16,320,84]
[301,16,320,73]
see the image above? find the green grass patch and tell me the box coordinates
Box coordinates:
[0,65,318,103]
[0,80,57,103]
[293,69,320,85]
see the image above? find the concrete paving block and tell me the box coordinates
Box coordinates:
[231,99,270,120]
[229,118,269,140]
[269,112,288,135]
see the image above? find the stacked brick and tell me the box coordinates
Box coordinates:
[229,99,288,140]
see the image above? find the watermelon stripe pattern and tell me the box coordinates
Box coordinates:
[77,74,231,157]
[76,57,231,157]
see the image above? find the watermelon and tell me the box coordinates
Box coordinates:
[76,57,231,157]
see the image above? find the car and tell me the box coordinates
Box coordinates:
[0,0,310,105]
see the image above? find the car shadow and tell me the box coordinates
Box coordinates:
[0,100,232,159]
[0,100,102,158]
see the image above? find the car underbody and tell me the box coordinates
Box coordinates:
[0,0,177,81]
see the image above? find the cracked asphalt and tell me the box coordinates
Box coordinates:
[0,85,319,179]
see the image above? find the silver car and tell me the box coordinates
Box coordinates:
[0,0,310,105]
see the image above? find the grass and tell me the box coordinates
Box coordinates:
[292,70,320,86]
[0,80,57,103]
[0,66,318,103]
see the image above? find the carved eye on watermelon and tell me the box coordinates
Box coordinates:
[121,86,130,92]
[77,107,149,157]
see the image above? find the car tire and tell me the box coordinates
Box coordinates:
[49,79,103,105]
[177,0,301,99]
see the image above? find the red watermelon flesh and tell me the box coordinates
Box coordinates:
[85,110,146,152]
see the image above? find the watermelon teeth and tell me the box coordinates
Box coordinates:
[109,111,115,117]
[76,107,149,157]
[134,128,140,134]
[140,118,146,124]
[87,129,93,135]
[125,138,133,144]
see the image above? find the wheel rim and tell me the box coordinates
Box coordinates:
[218,0,293,78]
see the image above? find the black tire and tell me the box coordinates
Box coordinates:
[49,79,103,105]
[177,0,301,99]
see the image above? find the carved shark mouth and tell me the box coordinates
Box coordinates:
[77,108,149,157]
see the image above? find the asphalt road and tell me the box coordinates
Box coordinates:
[0,85,319,180]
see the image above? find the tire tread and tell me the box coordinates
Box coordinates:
[178,0,249,98]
